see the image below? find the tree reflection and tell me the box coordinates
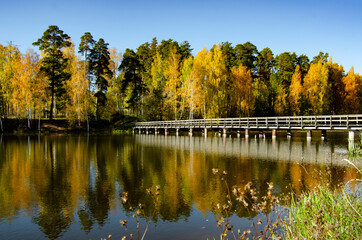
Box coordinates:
[0,134,359,239]
[32,139,73,239]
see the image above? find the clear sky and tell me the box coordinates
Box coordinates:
[1,0,361,73]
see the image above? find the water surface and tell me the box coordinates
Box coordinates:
[0,133,359,239]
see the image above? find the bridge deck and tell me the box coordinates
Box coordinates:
[134,115,362,131]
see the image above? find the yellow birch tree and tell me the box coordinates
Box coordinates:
[303,61,330,114]
[327,59,345,114]
[164,46,181,120]
[342,67,361,113]
[288,65,303,115]
[231,63,254,116]
[66,55,89,127]
[191,47,209,118]
[205,45,226,118]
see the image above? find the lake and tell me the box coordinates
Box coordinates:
[0,132,360,239]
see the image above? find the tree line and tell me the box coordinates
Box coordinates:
[0,25,361,129]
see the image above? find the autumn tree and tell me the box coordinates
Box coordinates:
[205,45,227,118]
[190,48,208,118]
[164,46,181,120]
[231,64,254,116]
[272,78,288,116]
[327,59,345,114]
[0,43,21,120]
[342,67,361,113]
[303,61,331,115]
[65,44,90,127]
[33,25,71,120]
[179,56,195,119]
[288,65,303,115]
[11,49,42,128]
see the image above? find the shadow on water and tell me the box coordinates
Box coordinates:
[0,133,359,239]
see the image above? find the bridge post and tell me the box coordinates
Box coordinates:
[245,129,249,138]
[189,128,193,136]
[321,130,327,140]
[259,130,263,138]
[349,131,355,141]
[306,130,312,140]
[272,129,277,139]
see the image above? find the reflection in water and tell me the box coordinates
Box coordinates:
[0,134,359,240]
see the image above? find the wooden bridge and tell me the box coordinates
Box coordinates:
[133,114,362,140]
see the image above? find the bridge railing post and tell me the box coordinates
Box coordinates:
[288,117,290,128]
[347,115,349,129]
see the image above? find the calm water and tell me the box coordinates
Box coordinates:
[0,132,360,240]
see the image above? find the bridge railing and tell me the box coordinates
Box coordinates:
[134,114,362,130]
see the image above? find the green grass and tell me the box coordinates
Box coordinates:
[282,185,362,239]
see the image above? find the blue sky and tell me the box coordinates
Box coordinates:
[1,0,361,73]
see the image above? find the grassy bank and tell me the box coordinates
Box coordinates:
[282,185,362,239]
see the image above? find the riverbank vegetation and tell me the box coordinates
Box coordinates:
[283,185,362,239]
[1,25,362,132]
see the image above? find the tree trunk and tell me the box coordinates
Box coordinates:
[27,107,31,129]
[50,91,54,120]
[38,111,41,131]
[0,117,3,132]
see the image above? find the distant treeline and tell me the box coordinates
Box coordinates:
[0,25,361,126]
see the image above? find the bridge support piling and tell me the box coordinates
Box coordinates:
[204,128,208,137]
[146,128,149,135]
[321,130,327,140]
[237,130,241,138]
[349,131,355,141]
[223,128,227,137]
[259,130,263,138]
[189,128,193,136]
[132,129,135,135]
[155,128,158,135]
[306,130,312,140]
[272,129,277,139]
[138,128,141,135]
[165,128,168,136]
[176,128,179,136]
[287,129,292,138]
[245,129,249,138]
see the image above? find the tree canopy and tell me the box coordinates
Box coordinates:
[0,27,361,126]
